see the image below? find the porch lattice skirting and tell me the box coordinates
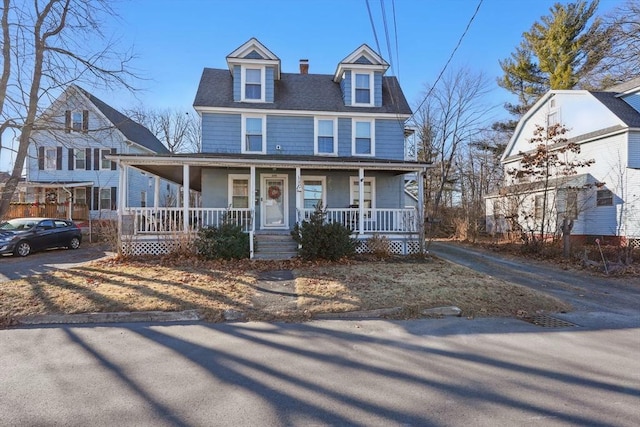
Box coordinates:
[120,235,424,257]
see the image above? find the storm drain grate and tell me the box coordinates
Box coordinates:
[520,314,579,328]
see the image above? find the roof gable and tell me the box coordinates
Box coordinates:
[71,85,169,154]
[226,37,281,79]
[333,44,390,82]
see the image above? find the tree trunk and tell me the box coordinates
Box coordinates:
[561,217,574,258]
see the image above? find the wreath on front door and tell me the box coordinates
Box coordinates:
[268,185,281,200]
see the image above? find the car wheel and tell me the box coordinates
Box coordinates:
[68,237,81,250]
[15,241,31,257]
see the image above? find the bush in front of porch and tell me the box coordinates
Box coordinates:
[195,223,250,260]
[291,204,357,261]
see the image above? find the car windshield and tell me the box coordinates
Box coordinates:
[0,219,37,231]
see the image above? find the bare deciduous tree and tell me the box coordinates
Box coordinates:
[126,107,201,154]
[0,0,136,218]
[413,67,493,247]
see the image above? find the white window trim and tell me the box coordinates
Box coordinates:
[241,66,266,103]
[71,110,84,132]
[74,148,86,170]
[99,187,112,211]
[228,174,251,208]
[100,149,112,170]
[351,70,374,107]
[314,117,338,156]
[301,175,327,209]
[349,176,376,210]
[44,147,57,170]
[351,118,376,157]
[241,114,267,154]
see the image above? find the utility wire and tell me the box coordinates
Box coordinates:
[408,0,483,125]
[366,0,382,56]
[392,0,400,79]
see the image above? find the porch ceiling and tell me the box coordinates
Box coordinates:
[113,153,430,192]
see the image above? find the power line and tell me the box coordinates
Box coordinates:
[392,0,400,79]
[408,0,484,125]
[365,0,382,56]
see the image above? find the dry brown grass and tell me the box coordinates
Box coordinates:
[0,254,570,327]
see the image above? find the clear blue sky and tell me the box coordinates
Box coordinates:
[0,0,625,171]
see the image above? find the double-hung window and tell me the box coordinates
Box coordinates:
[100,149,112,170]
[244,68,262,101]
[353,119,375,156]
[44,147,57,170]
[99,188,112,210]
[350,177,375,218]
[75,188,86,206]
[74,149,86,170]
[302,177,326,209]
[71,111,83,131]
[229,174,250,208]
[354,73,372,105]
[242,115,266,153]
[315,118,337,155]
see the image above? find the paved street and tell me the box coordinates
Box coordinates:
[1,319,639,426]
[1,242,639,426]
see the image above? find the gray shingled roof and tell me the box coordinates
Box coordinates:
[193,69,412,115]
[603,76,640,93]
[75,86,169,154]
[590,91,640,127]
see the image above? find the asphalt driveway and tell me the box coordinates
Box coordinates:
[0,242,114,282]
[429,241,640,329]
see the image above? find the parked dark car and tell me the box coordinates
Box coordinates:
[0,217,82,257]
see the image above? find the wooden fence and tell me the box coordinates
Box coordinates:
[2,203,89,221]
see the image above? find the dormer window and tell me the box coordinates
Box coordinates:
[354,73,372,104]
[244,68,263,101]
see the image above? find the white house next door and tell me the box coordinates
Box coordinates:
[261,174,288,229]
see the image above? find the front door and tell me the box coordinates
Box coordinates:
[261,175,288,229]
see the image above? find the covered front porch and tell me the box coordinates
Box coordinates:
[111,153,428,258]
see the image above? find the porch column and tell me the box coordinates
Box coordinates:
[154,176,160,209]
[358,167,364,235]
[249,166,256,259]
[118,161,126,238]
[183,164,190,232]
[295,167,301,224]
[418,169,426,253]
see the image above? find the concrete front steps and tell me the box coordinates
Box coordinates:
[254,232,298,260]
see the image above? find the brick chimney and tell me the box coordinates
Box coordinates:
[299,59,309,74]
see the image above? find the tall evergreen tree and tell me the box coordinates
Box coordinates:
[495,1,612,134]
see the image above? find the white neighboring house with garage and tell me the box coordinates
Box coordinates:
[486,78,640,246]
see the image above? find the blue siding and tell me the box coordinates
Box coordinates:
[233,65,241,102]
[337,118,352,157]
[622,93,640,113]
[374,72,383,107]
[376,119,405,160]
[266,67,274,103]
[630,132,640,168]
[201,113,241,153]
[342,71,352,105]
[267,116,313,155]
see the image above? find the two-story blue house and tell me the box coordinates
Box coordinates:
[12,85,172,227]
[112,39,428,257]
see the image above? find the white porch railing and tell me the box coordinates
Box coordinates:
[297,207,418,233]
[125,207,253,234]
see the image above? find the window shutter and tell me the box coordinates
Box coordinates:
[94,148,100,170]
[85,148,91,170]
[93,187,99,210]
[111,187,117,210]
[56,147,63,170]
[38,147,44,170]
[110,148,117,170]
[65,110,71,133]
[85,186,92,208]
[82,110,89,133]
[68,148,74,170]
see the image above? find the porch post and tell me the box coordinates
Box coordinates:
[295,167,301,224]
[154,176,160,209]
[118,161,126,242]
[418,169,426,253]
[358,167,364,235]
[183,164,190,232]
[249,165,256,259]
